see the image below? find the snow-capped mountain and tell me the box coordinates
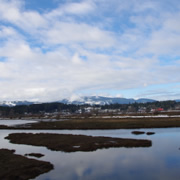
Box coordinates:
[59,96,157,105]
[0,101,34,107]
[1,97,178,107]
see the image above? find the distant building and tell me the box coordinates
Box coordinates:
[138,107,146,113]
[156,108,164,111]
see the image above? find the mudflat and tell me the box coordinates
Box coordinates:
[6,133,152,152]
[131,131,155,135]
[25,153,44,158]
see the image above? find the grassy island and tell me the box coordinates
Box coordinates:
[6,133,152,152]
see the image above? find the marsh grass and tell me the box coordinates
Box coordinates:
[0,149,53,180]
[21,117,180,129]
[6,133,152,152]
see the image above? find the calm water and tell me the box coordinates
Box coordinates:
[0,128,180,180]
[0,119,37,126]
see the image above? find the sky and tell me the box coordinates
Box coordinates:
[0,0,180,102]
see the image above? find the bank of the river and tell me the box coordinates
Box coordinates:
[0,117,180,130]
[0,149,53,180]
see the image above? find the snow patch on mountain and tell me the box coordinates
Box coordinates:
[59,96,157,105]
[0,101,34,107]
[1,96,179,107]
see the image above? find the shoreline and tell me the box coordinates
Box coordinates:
[0,149,53,180]
[0,117,180,130]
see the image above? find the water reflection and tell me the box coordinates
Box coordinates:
[38,147,180,180]
[0,128,180,180]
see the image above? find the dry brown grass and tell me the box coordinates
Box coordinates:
[6,133,152,152]
[1,116,180,130]
[24,117,180,129]
[0,149,53,180]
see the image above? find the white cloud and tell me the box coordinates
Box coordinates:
[47,0,95,18]
[0,0,47,34]
[0,26,18,38]
[135,11,180,56]
[0,0,22,22]
[39,21,115,49]
[62,1,95,15]
[0,0,179,101]
[72,53,83,64]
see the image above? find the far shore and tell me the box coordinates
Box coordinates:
[0,116,180,130]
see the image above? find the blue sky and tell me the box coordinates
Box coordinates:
[0,0,180,102]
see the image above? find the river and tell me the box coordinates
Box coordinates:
[0,123,180,179]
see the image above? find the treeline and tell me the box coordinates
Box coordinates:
[0,103,85,117]
[100,100,178,111]
[0,101,179,117]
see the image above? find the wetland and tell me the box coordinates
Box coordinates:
[0,117,180,179]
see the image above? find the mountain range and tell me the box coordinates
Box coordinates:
[0,96,179,107]
[0,101,35,107]
[59,96,156,105]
